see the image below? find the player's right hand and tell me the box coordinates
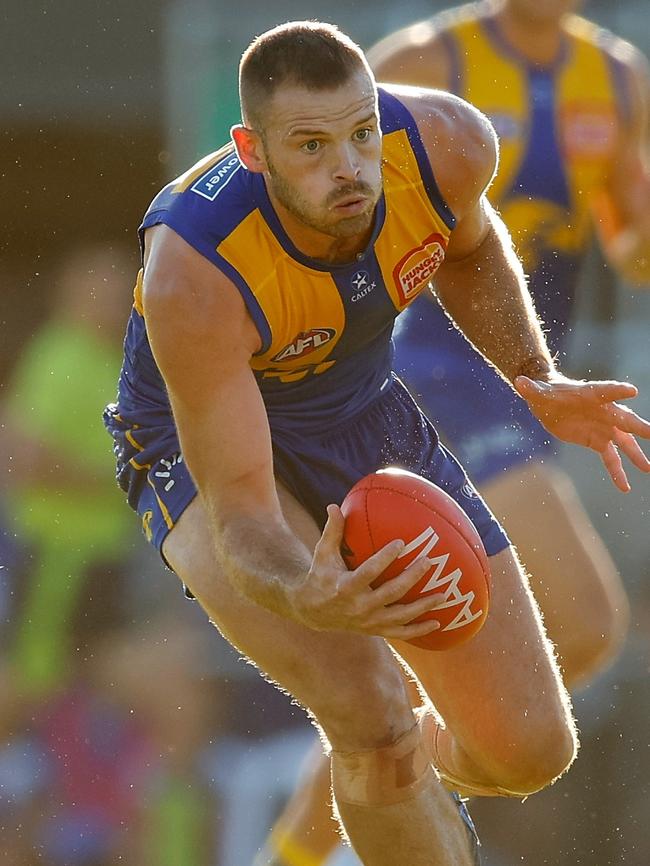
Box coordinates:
[288,504,446,640]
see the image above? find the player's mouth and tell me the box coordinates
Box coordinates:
[331,195,369,214]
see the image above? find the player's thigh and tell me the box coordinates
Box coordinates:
[390,546,574,771]
[482,461,628,637]
[161,489,411,749]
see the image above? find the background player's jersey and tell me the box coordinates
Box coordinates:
[433,6,632,347]
[392,8,633,483]
[117,89,454,436]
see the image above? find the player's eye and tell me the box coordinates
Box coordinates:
[354,128,373,143]
[301,139,321,154]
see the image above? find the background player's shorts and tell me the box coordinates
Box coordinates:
[104,377,509,569]
[393,299,557,486]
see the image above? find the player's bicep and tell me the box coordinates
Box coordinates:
[408,90,498,232]
[142,226,278,520]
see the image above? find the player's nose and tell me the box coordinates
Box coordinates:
[332,143,361,182]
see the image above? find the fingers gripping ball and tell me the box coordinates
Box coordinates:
[341,468,491,650]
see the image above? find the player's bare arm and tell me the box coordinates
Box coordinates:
[597,47,650,284]
[142,225,445,639]
[395,86,650,490]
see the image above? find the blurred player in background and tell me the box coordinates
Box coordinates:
[258,3,650,864]
[2,243,135,697]
[378,0,650,689]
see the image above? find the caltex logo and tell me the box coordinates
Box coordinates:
[352,271,369,291]
[350,270,376,303]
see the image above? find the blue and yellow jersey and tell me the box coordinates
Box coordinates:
[433,7,633,346]
[117,89,454,434]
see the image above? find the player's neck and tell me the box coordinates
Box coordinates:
[493,6,567,67]
[267,189,374,266]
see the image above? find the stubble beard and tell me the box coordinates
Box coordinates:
[265,158,380,240]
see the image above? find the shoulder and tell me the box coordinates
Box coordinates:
[566,14,650,86]
[567,15,650,133]
[368,2,486,88]
[384,84,498,218]
[369,19,445,87]
[142,144,255,250]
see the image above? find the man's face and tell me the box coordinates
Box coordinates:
[258,70,383,240]
[505,0,583,23]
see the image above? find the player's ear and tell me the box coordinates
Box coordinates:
[231,125,267,173]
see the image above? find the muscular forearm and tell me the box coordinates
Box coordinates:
[215,512,313,620]
[435,217,556,384]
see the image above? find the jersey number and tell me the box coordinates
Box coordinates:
[262,360,336,383]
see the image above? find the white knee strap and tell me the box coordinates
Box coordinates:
[331,723,433,807]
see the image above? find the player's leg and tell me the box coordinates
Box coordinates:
[269,472,611,857]
[255,681,426,866]
[162,489,479,866]
[481,460,629,688]
[392,544,577,799]
[257,544,576,857]
[253,737,338,866]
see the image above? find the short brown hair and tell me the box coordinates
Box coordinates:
[239,21,372,129]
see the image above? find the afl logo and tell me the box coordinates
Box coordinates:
[461,482,479,500]
[271,328,336,362]
[393,233,447,305]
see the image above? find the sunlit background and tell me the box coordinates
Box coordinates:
[2,2,649,864]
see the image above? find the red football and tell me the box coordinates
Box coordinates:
[340,468,491,651]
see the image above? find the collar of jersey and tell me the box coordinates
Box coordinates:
[482,14,570,74]
[252,173,387,272]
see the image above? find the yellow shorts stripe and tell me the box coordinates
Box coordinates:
[129,456,152,471]
[125,429,145,451]
[147,476,174,530]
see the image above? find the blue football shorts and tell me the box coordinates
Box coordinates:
[393,300,557,486]
[103,375,510,568]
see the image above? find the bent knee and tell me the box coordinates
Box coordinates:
[491,714,578,795]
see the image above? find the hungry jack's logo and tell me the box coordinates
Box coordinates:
[393,233,447,305]
[560,103,618,159]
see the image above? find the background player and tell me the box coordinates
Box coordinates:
[257,3,650,864]
[103,20,650,866]
[378,0,650,688]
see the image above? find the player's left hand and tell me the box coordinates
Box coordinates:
[514,374,650,492]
